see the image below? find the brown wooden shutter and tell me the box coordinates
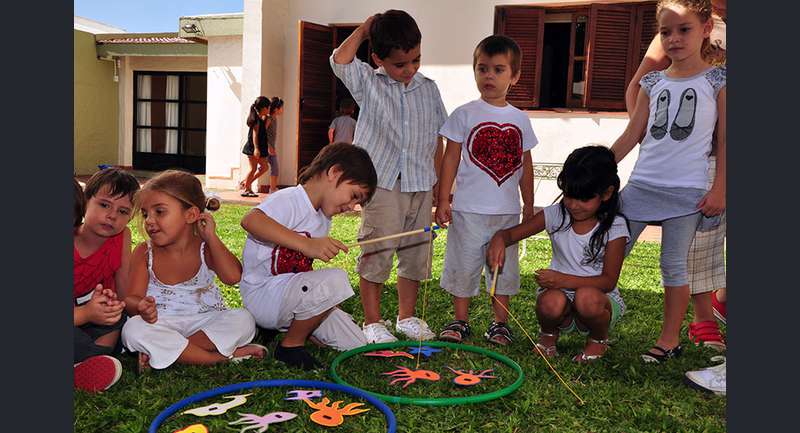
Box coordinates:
[496,7,544,110]
[631,2,659,79]
[585,4,636,110]
[298,21,334,175]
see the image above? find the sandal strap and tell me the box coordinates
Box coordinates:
[442,320,471,336]
[588,337,611,346]
[487,321,513,342]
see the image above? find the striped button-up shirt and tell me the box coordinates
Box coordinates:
[330,52,448,192]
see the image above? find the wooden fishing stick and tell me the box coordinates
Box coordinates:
[346,225,442,248]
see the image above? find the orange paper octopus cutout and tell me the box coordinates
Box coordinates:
[447,367,496,386]
[382,365,441,388]
[302,397,370,427]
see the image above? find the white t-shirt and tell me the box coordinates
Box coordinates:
[439,99,538,215]
[240,185,331,328]
[544,204,629,279]
[629,66,726,189]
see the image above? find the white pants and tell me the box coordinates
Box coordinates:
[121,309,256,369]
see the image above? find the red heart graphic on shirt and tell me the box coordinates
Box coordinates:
[270,231,314,275]
[466,122,523,186]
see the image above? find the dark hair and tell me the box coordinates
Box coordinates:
[473,35,522,76]
[369,10,421,59]
[136,169,220,213]
[73,178,86,227]
[554,145,625,265]
[83,167,140,204]
[269,96,284,115]
[297,142,377,204]
[247,96,271,128]
[339,98,355,115]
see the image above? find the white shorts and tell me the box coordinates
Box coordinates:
[248,268,366,351]
[121,308,256,369]
[440,211,520,298]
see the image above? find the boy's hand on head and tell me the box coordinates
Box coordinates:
[137,296,158,324]
[697,187,725,217]
[196,213,218,242]
[535,269,563,290]
[361,14,376,34]
[303,237,348,262]
[434,201,452,228]
[486,234,507,270]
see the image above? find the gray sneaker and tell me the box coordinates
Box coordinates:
[685,356,726,396]
[396,316,435,341]
[362,320,398,344]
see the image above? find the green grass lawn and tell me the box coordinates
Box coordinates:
[74,204,726,432]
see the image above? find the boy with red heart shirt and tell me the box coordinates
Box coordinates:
[435,35,538,346]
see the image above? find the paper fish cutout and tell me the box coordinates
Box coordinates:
[303,397,369,427]
[285,389,323,401]
[229,412,297,433]
[172,424,208,433]
[407,346,443,358]
[363,350,414,359]
[382,365,441,388]
[447,367,496,386]
[182,393,253,416]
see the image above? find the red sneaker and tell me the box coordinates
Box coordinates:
[711,290,726,324]
[688,320,726,351]
[74,355,122,393]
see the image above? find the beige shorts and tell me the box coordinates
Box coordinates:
[356,179,433,283]
[687,157,726,294]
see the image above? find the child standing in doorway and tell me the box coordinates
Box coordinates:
[328,98,357,144]
[330,10,448,343]
[435,35,537,346]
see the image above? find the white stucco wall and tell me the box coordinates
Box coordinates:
[205,35,244,189]
[117,56,207,167]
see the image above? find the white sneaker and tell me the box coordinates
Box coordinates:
[685,356,726,396]
[363,320,398,343]
[395,316,435,341]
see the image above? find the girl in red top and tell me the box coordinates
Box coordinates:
[73,169,140,392]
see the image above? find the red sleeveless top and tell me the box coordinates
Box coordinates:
[73,231,124,304]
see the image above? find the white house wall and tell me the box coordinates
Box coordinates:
[269,0,642,206]
[206,35,244,189]
[118,56,207,168]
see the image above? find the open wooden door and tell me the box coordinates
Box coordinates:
[298,21,334,175]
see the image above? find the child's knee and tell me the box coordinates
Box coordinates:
[573,287,608,318]
[660,256,689,286]
[536,290,568,319]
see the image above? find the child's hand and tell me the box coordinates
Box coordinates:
[196,213,218,242]
[697,187,725,217]
[83,284,125,326]
[137,296,158,324]
[268,146,277,156]
[486,233,507,270]
[535,269,564,290]
[302,237,349,262]
[254,148,261,158]
[361,14,375,33]
[435,200,452,227]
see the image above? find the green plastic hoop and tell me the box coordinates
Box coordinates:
[330,341,525,406]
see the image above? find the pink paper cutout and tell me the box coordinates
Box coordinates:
[285,389,323,401]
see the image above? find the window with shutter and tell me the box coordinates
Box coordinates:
[496,7,544,109]
[495,1,657,112]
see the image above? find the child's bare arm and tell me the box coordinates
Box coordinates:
[113,227,132,300]
[333,15,374,64]
[698,87,726,216]
[487,210,547,268]
[611,88,650,163]
[328,128,335,144]
[626,36,671,114]
[123,243,157,323]
[519,151,535,223]
[434,138,460,227]
[241,208,348,262]
[433,136,445,204]
[535,237,627,293]
[197,213,242,285]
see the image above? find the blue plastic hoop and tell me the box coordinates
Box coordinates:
[149,379,397,433]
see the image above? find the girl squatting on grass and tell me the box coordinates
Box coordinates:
[488,146,629,362]
[121,170,264,372]
[611,0,726,363]
[239,143,377,370]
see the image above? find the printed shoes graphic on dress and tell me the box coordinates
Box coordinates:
[649,89,670,139]
[669,88,697,141]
